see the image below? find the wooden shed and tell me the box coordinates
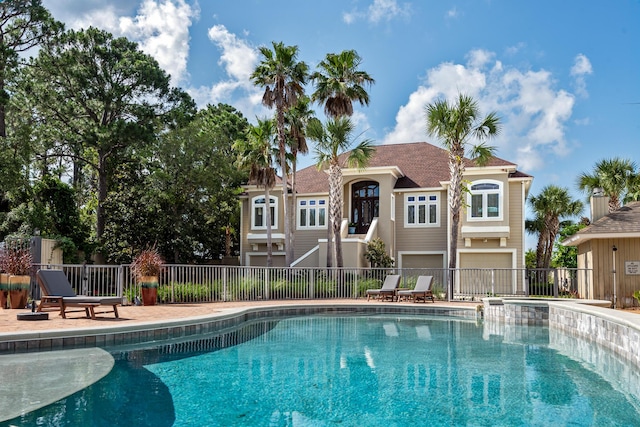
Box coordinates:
[562,197,640,307]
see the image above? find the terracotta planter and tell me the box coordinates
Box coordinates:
[8,275,30,309]
[140,275,158,306]
[0,273,9,309]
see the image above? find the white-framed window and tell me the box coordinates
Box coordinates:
[297,198,327,229]
[251,195,277,230]
[405,193,439,227]
[468,180,503,220]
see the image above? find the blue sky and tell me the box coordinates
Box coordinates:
[43,0,639,218]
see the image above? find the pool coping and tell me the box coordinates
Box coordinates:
[0,302,480,354]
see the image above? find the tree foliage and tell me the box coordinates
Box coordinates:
[552,222,587,268]
[251,41,309,266]
[577,157,637,212]
[527,185,583,269]
[309,117,375,268]
[16,27,195,257]
[365,238,394,268]
[311,49,375,118]
[0,0,62,137]
[234,118,278,267]
[102,104,248,264]
[425,93,500,277]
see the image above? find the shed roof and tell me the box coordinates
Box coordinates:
[562,201,640,246]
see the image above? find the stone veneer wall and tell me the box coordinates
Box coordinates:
[484,298,640,368]
[550,303,640,368]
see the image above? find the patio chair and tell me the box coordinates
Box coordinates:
[36,269,121,319]
[397,276,434,303]
[366,275,401,301]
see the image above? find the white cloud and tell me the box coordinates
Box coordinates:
[117,0,199,84]
[571,54,593,76]
[342,12,356,24]
[383,49,582,173]
[342,0,411,24]
[570,53,592,98]
[446,7,458,19]
[44,0,199,85]
[188,24,265,120]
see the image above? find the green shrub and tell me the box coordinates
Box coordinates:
[314,277,337,298]
[157,282,216,303]
[431,282,446,300]
[123,286,138,305]
[357,278,382,297]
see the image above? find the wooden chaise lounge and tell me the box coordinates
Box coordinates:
[366,275,401,301]
[397,275,434,303]
[36,269,121,319]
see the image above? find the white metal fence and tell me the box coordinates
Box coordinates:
[31,264,592,304]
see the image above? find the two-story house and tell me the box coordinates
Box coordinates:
[239,141,532,278]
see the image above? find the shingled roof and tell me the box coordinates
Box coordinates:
[294,141,529,194]
[563,201,640,246]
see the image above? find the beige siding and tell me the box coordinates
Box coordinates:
[455,178,526,269]
[394,189,448,254]
[292,229,325,260]
[506,180,525,267]
[400,254,444,269]
[459,252,512,269]
[461,172,510,229]
[579,238,640,306]
[246,254,287,267]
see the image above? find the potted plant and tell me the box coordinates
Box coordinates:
[348,222,357,234]
[0,243,32,309]
[131,246,164,306]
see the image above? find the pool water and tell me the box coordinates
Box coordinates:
[3,315,640,426]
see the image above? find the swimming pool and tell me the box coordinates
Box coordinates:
[2,314,639,426]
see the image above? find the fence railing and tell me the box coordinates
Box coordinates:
[31,264,592,304]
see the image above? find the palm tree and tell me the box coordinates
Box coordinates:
[308,117,375,268]
[527,185,583,269]
[311,49,375,118]
[251,41,309,266]
[233,119,277,267]
[284,95,317,260]
[425,93,500,295]
[311,49,374,267]
[577,157,637,212]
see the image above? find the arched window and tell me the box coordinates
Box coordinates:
[251,196,277,230]
[468,180,503,220]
